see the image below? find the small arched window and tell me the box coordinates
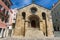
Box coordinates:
[42,12,46,20]
[22,12,26,19]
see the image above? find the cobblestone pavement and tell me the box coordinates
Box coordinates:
[0,37,21,40]
[0,37,48,40]
[0,37,60,40]
[0,37,42,40]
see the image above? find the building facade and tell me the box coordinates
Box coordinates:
[10,0,58,37]
[0,0,12,37]
[13,4,54,37]
[52,3,60,37]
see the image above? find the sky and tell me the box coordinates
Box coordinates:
[10,0,58,10]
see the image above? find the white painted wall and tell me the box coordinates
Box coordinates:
[8,9,18,24]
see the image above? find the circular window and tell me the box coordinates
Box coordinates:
[30,7,37,13]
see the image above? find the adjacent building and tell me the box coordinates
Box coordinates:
[52,2,60,37]
[8,8,18,29]
[0,0,12,37]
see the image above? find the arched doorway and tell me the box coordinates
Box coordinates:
[28,15,40,29]
[31,20,36,28]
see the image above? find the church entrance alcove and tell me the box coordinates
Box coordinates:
[31,20,36,28]
[28,15,40,29]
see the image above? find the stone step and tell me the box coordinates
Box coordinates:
[25,29,44,38]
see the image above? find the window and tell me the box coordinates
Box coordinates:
[30,7,37,13]
[5,19,8,23]
[14,14,16,16]
[1,16,4,21]
[56,19,58,21]
[13,18,16,20]
[2,0,5,2]
[6,11,8,15]
[12,23,15,29]
[3,9,5,13]
[42,12,46,20]
[5,2,10,8]
[0,28,2,33]
[54,26,56,31]
[22,12,26,19]
[2,0,10,8]
[54,25,60,31]
[0,5,2,9]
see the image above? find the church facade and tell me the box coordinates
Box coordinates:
[10,0,58,37]
[13,4,54,37]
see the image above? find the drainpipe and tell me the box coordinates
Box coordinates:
[42,13,48,36]
[43,16,48,36]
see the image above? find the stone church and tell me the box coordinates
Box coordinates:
[11,0,58,37]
